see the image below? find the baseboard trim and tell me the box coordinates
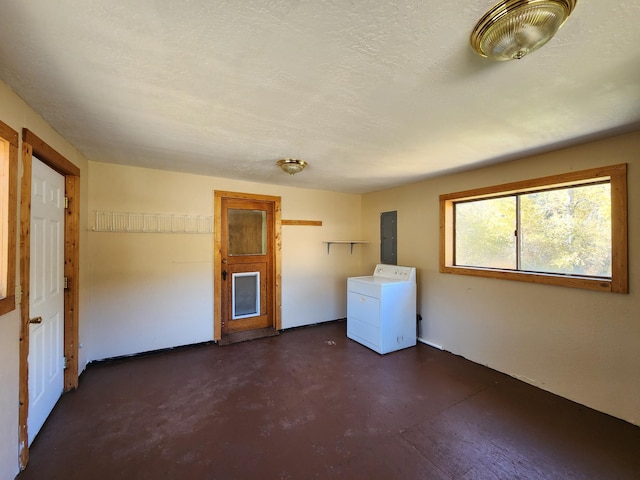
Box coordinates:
[418,337,444,350]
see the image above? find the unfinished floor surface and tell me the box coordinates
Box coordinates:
[18,321,640,479]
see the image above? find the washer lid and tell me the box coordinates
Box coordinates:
[373,264,416,282]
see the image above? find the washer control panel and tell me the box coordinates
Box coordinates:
[373,264,416,282]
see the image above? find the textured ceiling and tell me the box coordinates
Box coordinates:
[1,1,639,193]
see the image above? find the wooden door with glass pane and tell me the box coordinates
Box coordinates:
[216,193,279,337]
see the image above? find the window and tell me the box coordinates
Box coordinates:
[0,120,18,315]
[440,164,628,293]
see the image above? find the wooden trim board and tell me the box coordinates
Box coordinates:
[282,220,322,226]
[18,142,32,468]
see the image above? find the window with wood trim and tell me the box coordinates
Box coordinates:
[0,120,18,315]
[440,164,628,293]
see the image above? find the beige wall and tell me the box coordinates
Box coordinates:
[86,162,363,361]
[0,81,90,480]
[361,131,640,425]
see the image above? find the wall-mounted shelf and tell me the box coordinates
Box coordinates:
[282,219,322,226]
[323,241,369,254]
[92,211,213,234]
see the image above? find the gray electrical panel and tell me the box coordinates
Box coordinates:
[380,211,397,265]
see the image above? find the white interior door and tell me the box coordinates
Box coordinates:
[27,157,65,445]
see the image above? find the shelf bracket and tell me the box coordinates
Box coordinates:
[323,241,369,255]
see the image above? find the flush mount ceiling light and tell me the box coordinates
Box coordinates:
[277,158,307,175]
[471,0,577,61]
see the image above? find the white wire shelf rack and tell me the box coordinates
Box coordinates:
[92,211,213,234]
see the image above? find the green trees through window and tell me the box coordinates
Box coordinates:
[455,183,612,277]
[440,164,628,293]
[456,196,516,270]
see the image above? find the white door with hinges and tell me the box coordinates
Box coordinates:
[28,157,65,445]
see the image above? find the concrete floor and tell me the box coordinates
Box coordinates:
[18,321,640,479]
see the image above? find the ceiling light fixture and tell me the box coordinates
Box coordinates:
[471,0,577,61]
[277,158,307,175]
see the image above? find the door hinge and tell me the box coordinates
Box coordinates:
[63,356,67,370]
[64,276,69,289]
[64,196,69,209]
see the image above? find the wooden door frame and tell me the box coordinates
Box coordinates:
[213,191,281,341]
[18,129,80,469]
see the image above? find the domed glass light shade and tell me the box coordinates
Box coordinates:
[277,158,307,175]
[471,0,577,61]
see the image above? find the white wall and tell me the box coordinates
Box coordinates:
[86,162,363,361]
[0,309,19,480]
[0,80,89,480]
[361,131,640,426]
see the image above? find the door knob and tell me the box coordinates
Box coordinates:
[29,317,43,324]
[222,270,228,280]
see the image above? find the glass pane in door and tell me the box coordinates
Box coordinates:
[228,209,266,256]
[232,272,260,319]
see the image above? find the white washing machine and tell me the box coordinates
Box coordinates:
[347,264,417,354]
